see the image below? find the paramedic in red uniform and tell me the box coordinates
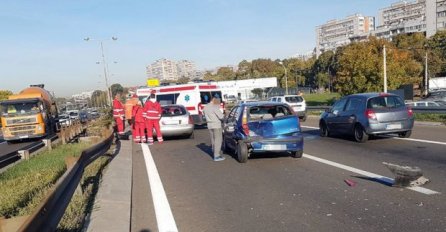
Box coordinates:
[143,92,163,145]
[131,100,146,143]
[112,93,125,135]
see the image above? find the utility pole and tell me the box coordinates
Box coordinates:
[383,45,387,93]
[100,41,113,106]
[425,51,429,97]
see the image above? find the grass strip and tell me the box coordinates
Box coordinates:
[304,93,340,106]
[414,113,446,125]
[0,142,91,218]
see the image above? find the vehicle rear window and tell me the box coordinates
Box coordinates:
[367,96,405,109]
[285,96,303,103]
[248,105,292,121]
[161,105,186,116]
[157,94,179,105]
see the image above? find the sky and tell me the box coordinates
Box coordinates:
[0,0,396,97]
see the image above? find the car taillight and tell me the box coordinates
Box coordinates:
[189,115,194,124]
[365,109,377,120]
[407,107,413,117]
[242,107,249,135]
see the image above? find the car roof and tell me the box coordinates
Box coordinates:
[161,104,185,108]
[240,101,288,107]
[346,92,399,99]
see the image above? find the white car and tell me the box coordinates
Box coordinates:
[269,95,307,121]
[59,114,72,127]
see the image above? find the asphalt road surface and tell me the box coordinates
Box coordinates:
[132,118,446,232]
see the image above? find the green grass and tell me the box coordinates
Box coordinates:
[414,113,446,125]
[304,93,340,106]
[0,142,92,218]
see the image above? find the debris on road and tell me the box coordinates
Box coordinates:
[344,179,357,187]
[382,162,429,187]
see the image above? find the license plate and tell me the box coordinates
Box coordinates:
[19,135,29,139]
[386,124,402,130]
[293,107,300,111]
[163,121,179,125]
[263,144,286,150]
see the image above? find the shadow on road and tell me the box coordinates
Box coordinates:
[196,143,214,159]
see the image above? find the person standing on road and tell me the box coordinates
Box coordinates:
[113,92,125,136]
[143,91,163,145]
[131,100,146,143]
[125,94,139,126]
[203,96,225,161]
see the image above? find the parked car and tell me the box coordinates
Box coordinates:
[59,114,72,127]
[67,110,79,120]
[319,93,414,143]
[157,105,194,138]
[426,90,446,102]
[222,102,304,163]
[79,110,89,123]
[225,95,238,104]
[406,101,442,107]
[269,95,307,121]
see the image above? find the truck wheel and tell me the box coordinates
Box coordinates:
[291,150,303,158]
[398,130,412,138]
[354,124,368,143]
[236,142,248,163]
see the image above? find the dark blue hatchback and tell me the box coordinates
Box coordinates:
[222,102,304,163]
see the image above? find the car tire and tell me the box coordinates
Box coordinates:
[354,124,368,143]
[320,121,329,137]
[236,142,249,163]
[291,150,303,158]
[398,130,412,138]
[222,139,230,153]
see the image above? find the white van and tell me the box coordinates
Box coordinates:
[137,83,225,125]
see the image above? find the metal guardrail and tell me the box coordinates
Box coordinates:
[17,130,114,232]
[306,106,446,114]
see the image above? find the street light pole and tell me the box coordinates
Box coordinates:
[383,45,387,93]
[425,51,429,97]
[84,37,117,106]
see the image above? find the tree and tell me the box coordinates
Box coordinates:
[110,83,124,98]
[91,90,107,107]
[216,67,236,80]
[177,77,190,84]
[236,60,252,80]
[426,31,446,77]
[335,38,422,95]
[0,90,13,101]
[251,88,263,99]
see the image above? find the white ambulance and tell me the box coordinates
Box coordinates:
[137,83,225,125]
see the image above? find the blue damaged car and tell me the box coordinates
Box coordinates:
[222,102,304,163]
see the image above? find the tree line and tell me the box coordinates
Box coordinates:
[204,31,446,96]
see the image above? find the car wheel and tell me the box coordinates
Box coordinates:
[222,139,230,153]
[236,142,249,163]
[398,130,412,138]
[291,150,303,158]
[354,124,368,143]
[319,121,329,137]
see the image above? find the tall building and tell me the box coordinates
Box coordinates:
[146,59,178,81]
[426,0,446,36]
[176,60,197,79]
[316,14,375,57]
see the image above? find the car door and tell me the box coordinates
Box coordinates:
[340,97,364,133]
[325,98,348,132]
[223,106,240,150]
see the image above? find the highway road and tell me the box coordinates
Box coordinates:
[132,117,446,232]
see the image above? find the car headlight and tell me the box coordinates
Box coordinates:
[37,125,43,132]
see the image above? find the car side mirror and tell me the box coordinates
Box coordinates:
[332,110,339,115]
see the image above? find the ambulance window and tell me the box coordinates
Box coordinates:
[157,94,179,105]
[200,92,212,104]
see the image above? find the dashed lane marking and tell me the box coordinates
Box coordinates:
[303,153,440,195]
[141,144,179,232]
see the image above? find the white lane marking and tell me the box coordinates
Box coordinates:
[301,126,319,130]
[392,137,446,146]
[141,144,179,232]
[303,153,440,195]
[0,141,5,145]
[302,125,446,146]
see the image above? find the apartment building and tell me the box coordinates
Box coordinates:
[176,60,197,79]
[426,0,446,36]
[316,14,375,57]
[146,59,179,81]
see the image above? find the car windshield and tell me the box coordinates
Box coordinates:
[367,96,405,109]
[161,105,187,116]
[248,105,292,121]
[285,96,303,103]
[1,101,41,117]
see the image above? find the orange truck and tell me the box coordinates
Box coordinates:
[0,84,59,142]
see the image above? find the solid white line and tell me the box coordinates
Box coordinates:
[392,137,446,146]
[141,144,179,232]
[301,126,446,146]
[303,153,440,195]
[301,126,319,130]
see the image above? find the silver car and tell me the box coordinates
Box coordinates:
[158,105,194,138]
[319,93,414,142]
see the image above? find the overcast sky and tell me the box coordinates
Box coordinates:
[0,0,395,97]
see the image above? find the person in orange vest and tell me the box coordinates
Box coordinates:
[131,100,146,143]
[143,91,163,145]
[112,92,125,135]
[125,94,139,126]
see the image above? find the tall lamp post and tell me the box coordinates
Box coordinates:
[279,61,288,95]
[84,36,118,106]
